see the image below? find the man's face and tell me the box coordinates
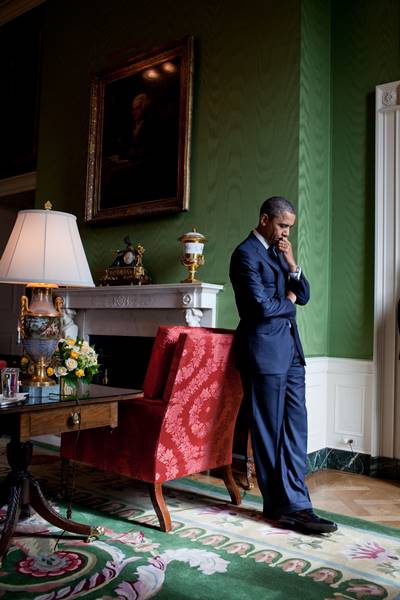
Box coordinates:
[258,211,296,245]
[132,94,148,121]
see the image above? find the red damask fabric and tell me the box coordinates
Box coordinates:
[142,326,194,399]
[61,327,242,485]
[157,331,241,481]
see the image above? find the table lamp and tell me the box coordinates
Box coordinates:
[0,202,94,387]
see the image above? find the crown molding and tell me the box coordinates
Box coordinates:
[0,0,46,26]
[0,172,36,197]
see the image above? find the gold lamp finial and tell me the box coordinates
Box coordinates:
[44,201,53,210]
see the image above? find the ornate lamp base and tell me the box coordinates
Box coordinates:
[20,286,62,387]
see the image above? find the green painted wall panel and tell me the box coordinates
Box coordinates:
[36,0,302,332]
[298,0,331,356]
[330,0,400,358]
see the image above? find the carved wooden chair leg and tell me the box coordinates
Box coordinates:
[221,464,242,505]
[148,483,171,532]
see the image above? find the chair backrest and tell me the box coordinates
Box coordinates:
[142,325,233,399]
[154,329,243,479]
[142,326,195,399]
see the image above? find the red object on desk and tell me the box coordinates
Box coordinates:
[61,326,243,532]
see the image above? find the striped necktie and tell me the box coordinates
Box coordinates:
[268,244,278,259]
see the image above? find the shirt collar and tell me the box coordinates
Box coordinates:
[252,229,270,251]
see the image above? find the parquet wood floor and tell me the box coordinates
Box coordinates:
[307,469,400,528]
[193,469,400,528]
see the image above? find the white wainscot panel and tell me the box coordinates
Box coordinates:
[305,358,328,453]
[326,358,374,454]
[334,385,364,435]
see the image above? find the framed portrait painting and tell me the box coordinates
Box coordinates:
[85,36,193,223]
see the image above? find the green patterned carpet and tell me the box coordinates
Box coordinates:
[0,454,400,599]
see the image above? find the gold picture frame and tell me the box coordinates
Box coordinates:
[85,36,193,223]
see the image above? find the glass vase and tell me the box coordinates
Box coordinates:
[77,380,90,399]
[59,378,77,399]
[59,378,90,400]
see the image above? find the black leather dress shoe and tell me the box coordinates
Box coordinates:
[262,510,276,520]
[277,509,337,534]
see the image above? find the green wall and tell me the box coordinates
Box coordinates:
[35,0,400,359]
[329,0,400,358]
[297,0,331,356]
[36,0,303,329]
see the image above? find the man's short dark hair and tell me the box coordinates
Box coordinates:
[259,196,296,218]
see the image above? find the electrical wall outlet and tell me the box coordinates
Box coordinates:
[342,437,354,445]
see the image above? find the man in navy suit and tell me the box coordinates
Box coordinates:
[230,196,337,534]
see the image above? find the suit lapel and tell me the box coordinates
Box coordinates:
[247,233,288,297]
[248,232,280,273]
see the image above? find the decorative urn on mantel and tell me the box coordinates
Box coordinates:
[178,228,207,283]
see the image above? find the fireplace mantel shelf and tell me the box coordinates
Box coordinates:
[59,282,223,310]
[58,282,224,337]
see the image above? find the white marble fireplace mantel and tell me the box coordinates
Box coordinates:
[58,282,224,338]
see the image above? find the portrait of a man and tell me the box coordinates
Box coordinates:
[85,37,193,223]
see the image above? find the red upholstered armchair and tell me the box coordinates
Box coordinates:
[60,326,243,531]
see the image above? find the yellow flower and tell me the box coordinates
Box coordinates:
[70,351,79,359]
[47,367,54,376]
[66,338,76,346]
[75,369,85,378]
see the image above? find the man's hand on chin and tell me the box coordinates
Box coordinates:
[277,238,297,271]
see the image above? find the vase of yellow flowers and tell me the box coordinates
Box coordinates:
[49,338,99,399]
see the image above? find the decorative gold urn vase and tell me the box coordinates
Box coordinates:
[178,228,207,283]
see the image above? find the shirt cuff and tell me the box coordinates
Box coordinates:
[288,266,301,281]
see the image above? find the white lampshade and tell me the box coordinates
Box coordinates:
[0,209,95,287]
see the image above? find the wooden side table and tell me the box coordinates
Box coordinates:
[0,384,141,565]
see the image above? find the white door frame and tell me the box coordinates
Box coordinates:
[374,81,400,458]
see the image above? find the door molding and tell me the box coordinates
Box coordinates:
[374,81,400,458]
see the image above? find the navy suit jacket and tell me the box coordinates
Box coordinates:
[229,232,310,375]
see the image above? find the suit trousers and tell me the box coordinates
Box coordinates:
[241,332,312,517]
